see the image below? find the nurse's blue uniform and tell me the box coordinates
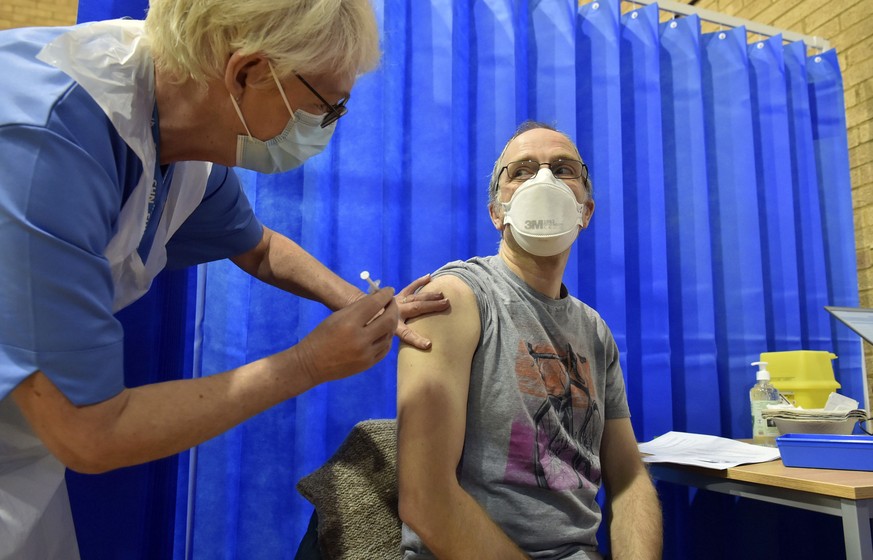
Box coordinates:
[0,20,264,558]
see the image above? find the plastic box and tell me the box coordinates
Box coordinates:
[760,350,840,409]
[776,434,873,471]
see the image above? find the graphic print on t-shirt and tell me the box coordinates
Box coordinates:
[504,340,601,491]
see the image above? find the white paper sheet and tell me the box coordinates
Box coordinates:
[638,431,781,469]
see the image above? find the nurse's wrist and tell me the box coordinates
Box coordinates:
[286,342,320,395]
[344,288,366,308]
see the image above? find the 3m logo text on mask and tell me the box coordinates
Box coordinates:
[524,219,562,230]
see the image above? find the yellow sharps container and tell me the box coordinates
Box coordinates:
[758,350,840,409]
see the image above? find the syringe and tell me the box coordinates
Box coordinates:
[359,270,381,294]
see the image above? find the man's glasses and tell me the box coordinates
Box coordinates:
[295,73,348,128]
[499,159,588,185]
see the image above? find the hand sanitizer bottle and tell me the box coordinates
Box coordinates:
[750,361,781,446]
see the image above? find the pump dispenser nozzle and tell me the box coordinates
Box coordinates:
[751,361,770,381]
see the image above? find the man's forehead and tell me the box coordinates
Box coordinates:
[505,128,578,160]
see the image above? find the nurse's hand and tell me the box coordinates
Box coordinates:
[296,287,399,386]
[394,274,450,350]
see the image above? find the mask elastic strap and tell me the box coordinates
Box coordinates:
[229,94,253,138]
[268,61,296,120]
[577,202,588,227]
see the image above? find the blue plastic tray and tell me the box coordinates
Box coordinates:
[776,434,873,471]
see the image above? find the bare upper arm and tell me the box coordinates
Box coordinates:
[229,226,272,276]
[396,274,480,490]
[600,417,647,496]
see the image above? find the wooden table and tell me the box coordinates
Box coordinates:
[649,459,873,559]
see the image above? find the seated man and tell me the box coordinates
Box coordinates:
[396,121,662,560]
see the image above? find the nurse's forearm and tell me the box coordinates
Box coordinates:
[13,285,398,474]
[232,226,363,310]
[11,256,398,474]
[12,349,311,474]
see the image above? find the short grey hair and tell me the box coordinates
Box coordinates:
[487,120,593,207]
[145,0,381,85]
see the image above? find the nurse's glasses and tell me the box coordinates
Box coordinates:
[295,73,348,128]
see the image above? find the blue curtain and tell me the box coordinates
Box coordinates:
[619,2,672,441]
[659,12,721,437]
[808,50,863,399]
[69,0,859,558]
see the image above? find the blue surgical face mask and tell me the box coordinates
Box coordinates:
[230,62,336,174]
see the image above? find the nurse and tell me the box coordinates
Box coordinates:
[0,0,448,557]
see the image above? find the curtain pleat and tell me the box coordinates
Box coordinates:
[659,14,722,436]
[657,16,721,558]
[619,2,672,441]
[748,36,804,351]
[471,0,517,256]
[701,26,769,438]
[574,0,629,381]
[407,1,457,276]
[784,41,832,352]
[808,50,864,403]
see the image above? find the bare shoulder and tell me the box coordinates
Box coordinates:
[417,273,474,300]
[402,273,479,353]
[409,274,477,322]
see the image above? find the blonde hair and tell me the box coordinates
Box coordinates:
[145,0,380,84]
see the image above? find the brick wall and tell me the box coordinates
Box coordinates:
[0,0,78,30]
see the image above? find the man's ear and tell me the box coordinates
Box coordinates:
[224,52,270,101]
[489,201,504,231]
[582,199,595,229]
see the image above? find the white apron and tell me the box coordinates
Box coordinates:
[1,20,211,558]
[38,19,212,311]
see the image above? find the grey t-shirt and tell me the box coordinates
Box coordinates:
[401,255,630,560]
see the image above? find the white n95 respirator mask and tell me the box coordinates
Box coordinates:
[500,168,588,257]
